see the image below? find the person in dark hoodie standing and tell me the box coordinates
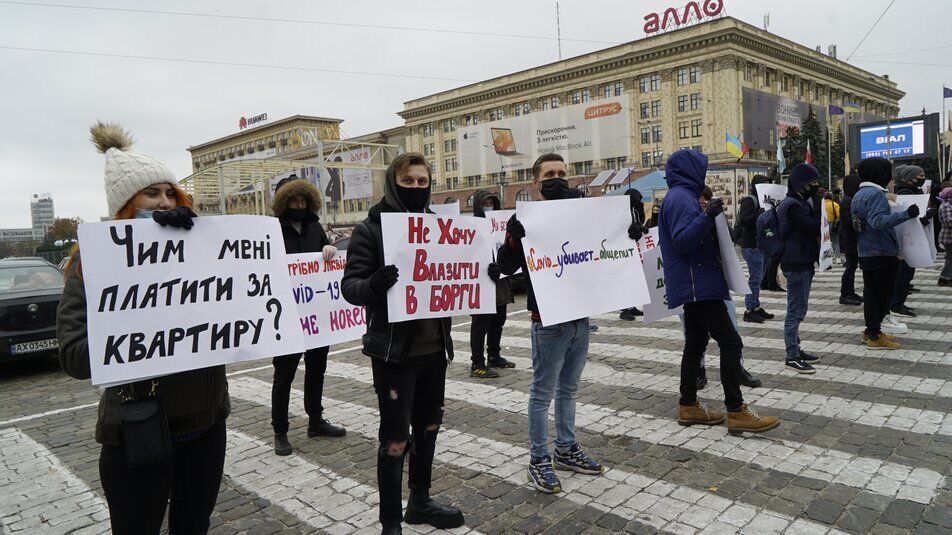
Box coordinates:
[839,174,863,305]
[620,188,646,320]
[58,122,230,534]
[658,149,779,436]
[342,152,485,534]
[469,189,516,378]
[776,163,823,374]
[270,175,346,457]
[852,157,919,349]
[889,165,935,318]
[735,175,775,324]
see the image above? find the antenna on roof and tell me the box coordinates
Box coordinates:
[763,13,770,31]
[556,2,563,60]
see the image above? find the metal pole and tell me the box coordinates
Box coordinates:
[827,123,832,190]
[317,140,330,224]
[217,165,226,215]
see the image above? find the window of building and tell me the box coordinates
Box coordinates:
[678,121,689,139]
[443,139,457,153]
[639,77,648,93]
[516,189,530,202]
[763,70,771,88]
[614,81,624,96]
[689,65,700,83]
[652,150,664,166]
[603,84,612,99]
[516,169,530,181]
[423,144,431,157]
[616,156,627,168]
[691,145,703,152]
[442,121,451,133]
[582,88,589,103]
[691,119,702,137]
[422,124,434,137]
[605,157,616,169]
[678,95,688,112]
[650,74,660,91]
[572,91,580,105]
[690,93,701,110]
[541,99,549,111]
[781,76,789,92]
[467,195,474,208]
[641,151,651,167]
[489,108,505,121]
[677,67,687,86]
[651,100,661,117]
[640,127,650,144]
[652,125,662,143]
[514,103,521,116]
[744,64,752,82]
[445,197,457,204]
[551,96,560,108]
[522,102,530,115]
[640,102,649,119]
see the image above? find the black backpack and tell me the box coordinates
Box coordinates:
[756,208,784,258]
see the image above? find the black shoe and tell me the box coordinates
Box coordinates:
[404,491,465,529]
[839,295,862,306]
[487,356,516,369]
[785,359,815,374]
[743,310,765,324]
[940,279,952,287]
[891,305,917,317]
[850,293,864,303]
[274,433,292,456]
[739,368,762,388]
[619,310,637,321]
[381,525,402,535]
[909,286,921,293]
[754,307,775,320]
[798,350,820,362]
[308,419,346,437]
[470,364,499,378]
[696,369,708,390]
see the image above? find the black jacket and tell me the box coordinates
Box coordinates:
[472,190,514,308]
[341,200,454,363]
[839,175,860,255]
[498,213,539,315]
[777,192,820,272]
[735,196,760,249]
[280,212,330,254]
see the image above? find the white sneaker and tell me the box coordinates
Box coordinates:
[881,314,909,335]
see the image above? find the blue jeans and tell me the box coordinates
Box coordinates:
[528,318,589,459]
[741,248,764,311]
[783,270,814,361]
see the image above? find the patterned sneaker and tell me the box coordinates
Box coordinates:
[554,444,605,475]
[470,364,499,379]
[527,456,562,494]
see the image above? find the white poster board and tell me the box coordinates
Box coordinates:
[819,212,834,271]
[922,180,932,195]
[518,196,650,326]
[714,213,749,295]
[892,195,935,268]
[429,201,461,216]
[926,221,938,263]
[639,228,682,323]
[287,252,366,349]
[381,213,496,321]
[485,209,518,277]
[339,148,374,201]
[755,184,787,210]
[77,216,305,386]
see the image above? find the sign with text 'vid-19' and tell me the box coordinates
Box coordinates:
[381,213,496,322]
[518,196,650,326]
[78,216,303,386]
[287,252,366,349]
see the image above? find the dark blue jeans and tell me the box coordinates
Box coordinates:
[741,248,764,311]
[891,261,915,308]
[782,269,814,361]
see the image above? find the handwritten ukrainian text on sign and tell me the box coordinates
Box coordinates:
[287,252,366,349]
[381,213,496,322]
[892,195,935,268]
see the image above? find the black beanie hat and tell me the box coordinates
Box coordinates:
[858,157,892,188]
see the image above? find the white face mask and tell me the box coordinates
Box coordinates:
[135,209,155,219]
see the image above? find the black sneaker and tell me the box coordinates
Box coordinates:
[839,295,862,306]
[909,286,921,293]
[785,359,815,374]
[850,294,864,303]
[798,350,820,362]
[527,455,562,493]
[470,364,499,378]
[743,310,765,324]
[739,368,762,388]
[274,433,292,456]
[754,307,775,320]
[308,419,346,437]
[696,368,708,390]
[890,305,917,317]
[487,356,516,369]
[619,310,637,321]
[554,444,604,475]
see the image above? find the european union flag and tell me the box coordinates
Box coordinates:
[944,86,952,98]
[828,105,844,116]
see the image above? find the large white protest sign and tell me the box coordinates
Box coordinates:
[714,214,749,294]
[640,229,682,323]
[287,252,366,349]
[819,212,834,271]
[381,213,496,322]
[429,201,460,216]
[755,184,787,210]
[518,196,650,326]
[892,195,935,268]
[77,216,304,386]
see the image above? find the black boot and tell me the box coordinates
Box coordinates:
[405,428,464,529]
[274,433,292,456]
[487,355,515,369]
[381,525,402,535]
[377,445,406,531]
[695,367,708,390]
[308,418,346,437]
[739,368,762,388]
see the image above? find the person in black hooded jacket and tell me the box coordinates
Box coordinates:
[889,165,934,317]
[619,188,646,320]
[342,152,495,534]
[469,190,516,378]
[270,175,346,457]
[838,174,863,305]
[735,175,774,323]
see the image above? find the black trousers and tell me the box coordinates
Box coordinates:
[470,304,508,365]
[891,260,915,308]
[99,421,226,535]
[840,252,859,298]
[271,346,330,434]
[761,255,781,288]
[861,257,900,337]
[680,300,744,412]
[372,354,447,528]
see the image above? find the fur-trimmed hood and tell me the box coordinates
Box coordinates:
[272,178,322,217]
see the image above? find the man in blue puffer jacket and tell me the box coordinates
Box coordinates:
[659,149,779,436]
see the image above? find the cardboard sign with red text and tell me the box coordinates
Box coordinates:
[381,213,496,322]
[485,209,519,277]
[287,252,366,349]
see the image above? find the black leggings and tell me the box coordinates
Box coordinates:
[99,421,226,535]
[840,252,858,298]
[470,305,508,365]
[271,346,330,433]
[861,257,900,337]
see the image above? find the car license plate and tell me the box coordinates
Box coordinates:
[11,338,59,355]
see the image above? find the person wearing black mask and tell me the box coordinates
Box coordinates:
[838,174,863,305]
[889,165,935,317]
[620,188,646,320]
[342,152,494,534]
[735,175,774,323]
[270,175,346,457]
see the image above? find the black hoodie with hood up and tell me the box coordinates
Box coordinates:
[472,190,514,308]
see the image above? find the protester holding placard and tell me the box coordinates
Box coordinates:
[619,188,646,320]
[838,174,864,305]
[57,122,229,534]
[776,164,823,374]
[647,201,661,228]
[269,175,346,457]
[341,153,468,534]
[890,165,933,318]
[497,153,613,495]
[735,175,775,324]
[658,149,778,436]
[938,188,952,286]
[468,190,515,379]
[852,157,919,349]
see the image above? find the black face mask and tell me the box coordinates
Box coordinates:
[805,184,820,198]
[540,178,570,200]
[397,186,429,211]
[285,208,307,222]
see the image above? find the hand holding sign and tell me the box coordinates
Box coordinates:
[370,265,400,294]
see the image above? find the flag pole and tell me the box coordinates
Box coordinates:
[828,121,832,190]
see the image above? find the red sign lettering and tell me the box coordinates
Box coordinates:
[643,0,724,35]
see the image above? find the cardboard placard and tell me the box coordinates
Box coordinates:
[287,252,366,349]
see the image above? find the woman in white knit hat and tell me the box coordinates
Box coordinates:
[57,122,230,534]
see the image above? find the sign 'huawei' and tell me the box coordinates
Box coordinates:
[643,0,725,35]
[239,113,269,130]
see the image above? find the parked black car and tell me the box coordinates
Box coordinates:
[0,258,64,362]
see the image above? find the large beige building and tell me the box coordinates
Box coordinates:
[399,16,903,212]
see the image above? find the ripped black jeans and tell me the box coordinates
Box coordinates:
[371,353,447,528]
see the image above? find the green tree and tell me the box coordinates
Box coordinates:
[800,105,828,177]
[830,125,846,186]
[782,126,805,170]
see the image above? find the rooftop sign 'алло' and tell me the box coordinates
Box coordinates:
[643,0,725,35]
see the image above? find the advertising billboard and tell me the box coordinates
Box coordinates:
[859,120,926,159]
[457,100,631,176]
[742,88,833,150]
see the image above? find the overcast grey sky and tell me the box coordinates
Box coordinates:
[1,0,948,226]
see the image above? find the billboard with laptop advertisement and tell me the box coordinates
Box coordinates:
[457,100,631,176]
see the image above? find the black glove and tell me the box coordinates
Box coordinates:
[153,206,197,230]
[507,218,526,240]
[369,265,399,294]
[705,198,725,219]
[925,207,938,220]
[487,263,501,282]
[906,204,920,219]
[628,222,643,241]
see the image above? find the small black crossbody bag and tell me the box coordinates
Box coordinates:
[118,380,172,468]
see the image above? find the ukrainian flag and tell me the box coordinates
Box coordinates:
[843,102,862,113]
[725,133,747,159]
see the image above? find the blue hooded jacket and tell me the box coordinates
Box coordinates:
[659,150,729,309]
[852,157,913,258]
[777,163,821,272]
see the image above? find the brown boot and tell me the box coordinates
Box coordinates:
[727,404,780,436]
[677,402,725,426]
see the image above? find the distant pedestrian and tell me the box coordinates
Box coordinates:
[838,174,863,305]
[735,175,774,324]
[937,187,952,286]
[620,188,646,320]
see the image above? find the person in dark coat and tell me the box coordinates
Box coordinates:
[838,174,863,305]
[342,152,482,533]
[658,149,778,435]
[760,174,784,292]
[620,188,646,320]
[647,201,661,228]
[735,175,774,323]
[776,164,822,374]
[469,189,515,378]
[270,175,346,457]
[889,165,934,317]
